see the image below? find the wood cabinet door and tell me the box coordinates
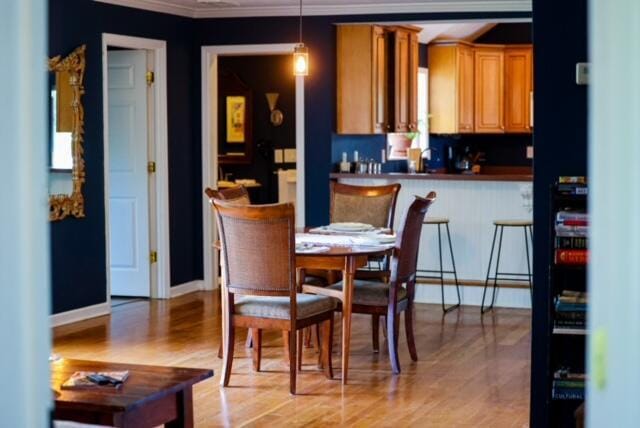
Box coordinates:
[474,48,504,133]
[394,29,410,133]
[408,31,419,132]
[372,26,389,133]
[504,47,533,133]
[457,45,475,133]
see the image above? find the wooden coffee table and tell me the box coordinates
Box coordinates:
[51,358,213,427]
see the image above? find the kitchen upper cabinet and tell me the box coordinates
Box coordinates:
[372,26,389,133]
[428,42,475,134]
[337,25,387,134]
[393,28,410,132]
[474,47,504,133]
[504,46,533,133]
[336,24,420,134]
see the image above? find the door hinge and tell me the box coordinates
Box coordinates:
[147,161,156,173]
[150,251,158,264]
[146,71,155,86]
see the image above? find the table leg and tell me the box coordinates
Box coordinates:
[341,256,356,385]
[166,387,194,428]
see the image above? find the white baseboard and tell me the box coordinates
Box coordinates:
[415,283,532,309]
[170,280,203,298]
[50,302,111,328]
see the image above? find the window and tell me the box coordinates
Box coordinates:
[417,67,429,154]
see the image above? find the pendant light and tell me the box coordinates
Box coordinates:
[293,0,309,76]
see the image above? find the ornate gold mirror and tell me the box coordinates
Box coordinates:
[48,44,86,221]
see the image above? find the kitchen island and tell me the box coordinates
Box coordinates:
[331,172,533,309]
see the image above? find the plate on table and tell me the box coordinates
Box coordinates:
[326,222,374,232]
[295,243,330,254]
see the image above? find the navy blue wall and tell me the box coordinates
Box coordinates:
[49,0,198,313]
[530,0,588,426]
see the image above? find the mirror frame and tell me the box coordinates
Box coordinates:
[48,44,86,221]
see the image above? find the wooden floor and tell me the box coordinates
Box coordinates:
[53,291,531,427]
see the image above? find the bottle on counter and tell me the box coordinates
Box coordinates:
[340,152,351,173]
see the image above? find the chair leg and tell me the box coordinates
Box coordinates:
[221,317,235,387]
[297,329,303,372]
[405,306,418,362]
[524,225,533,301]
[387,308,401,374]
[289,329,297,395]
[315,323,322,368]
[251,328,262,372]
[489,226,505,309]
[217,342,223,359]
[445,222,461,312]
[283,331,290,365]
[322,317,334,379]
[372,314,380,353]
[245,329,253,348]
[437,224,447,312]
[304,326,313,348]
[481,225,499,314]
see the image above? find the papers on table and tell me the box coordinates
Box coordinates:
[295,243,330,253]
[296,232,396,248]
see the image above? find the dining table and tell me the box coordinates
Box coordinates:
[217,226,395,385]
[295,227,395,385]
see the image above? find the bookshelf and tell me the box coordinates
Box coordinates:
[548,179,587,426]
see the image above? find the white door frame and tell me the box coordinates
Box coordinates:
[102,33,171,301]
[201,44,306,290]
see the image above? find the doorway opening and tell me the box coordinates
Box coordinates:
[201,44,306,291]
[102,34,170,303]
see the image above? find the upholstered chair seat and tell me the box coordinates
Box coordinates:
[327,280,407,306]
[235,294,337,320]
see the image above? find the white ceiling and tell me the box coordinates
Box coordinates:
[94,0,531,18]
[415,22,497,44]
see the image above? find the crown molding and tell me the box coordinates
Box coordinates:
[94,0,195,17]
[94,0,532,19]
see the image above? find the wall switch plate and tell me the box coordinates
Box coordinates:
[284,148,296,163]
[526,145,534,159]
[274,149,283,163]
[576,62,590,85]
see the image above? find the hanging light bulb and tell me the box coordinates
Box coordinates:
[293,0,309,76]
[293,44,309,76]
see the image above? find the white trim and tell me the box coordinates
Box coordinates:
[201,43,305,291]
[170,280,204,298]
[102,33,171,303]
[50,302,111,328]
[94,0,531,18]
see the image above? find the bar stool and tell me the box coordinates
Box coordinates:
[481,220,533,314]
[416,218,461,313]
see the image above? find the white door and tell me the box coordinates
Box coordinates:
[108,50,150,297]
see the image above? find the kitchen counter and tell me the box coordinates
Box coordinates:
[330,172,533,182]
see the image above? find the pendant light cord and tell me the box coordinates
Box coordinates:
[299,0,303,44]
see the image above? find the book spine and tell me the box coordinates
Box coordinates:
[555,224,589,237]
[555,249,589,265]
[555,236,588,249]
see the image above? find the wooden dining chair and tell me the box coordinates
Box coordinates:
[213,201,336,394]
[305,181,402,287]
[204,185,250,205]
[205,186,253,357]
[327,192,436,374]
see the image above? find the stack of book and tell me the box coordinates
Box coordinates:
[555,210,588,265]
[552,368,586,400]
[557,176,588,195]
[554,290,587,330]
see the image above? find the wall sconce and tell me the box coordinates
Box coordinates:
[266,92,284,126]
